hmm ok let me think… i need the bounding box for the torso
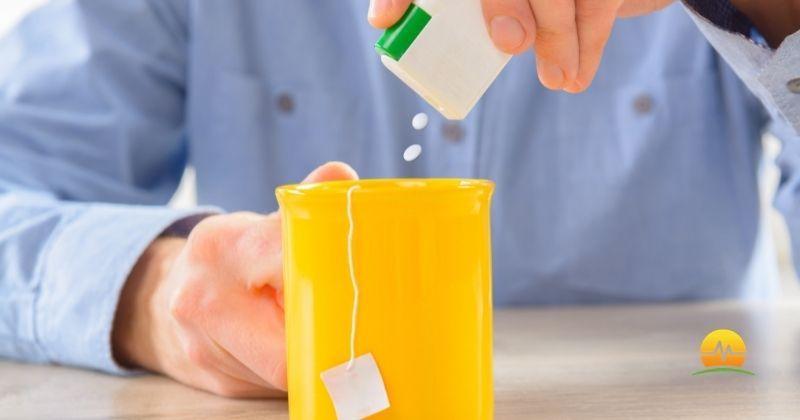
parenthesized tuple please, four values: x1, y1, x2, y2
(184, 1, 770, 304)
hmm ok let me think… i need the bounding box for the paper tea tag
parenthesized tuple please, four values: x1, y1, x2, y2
(320, 353, 390, 419)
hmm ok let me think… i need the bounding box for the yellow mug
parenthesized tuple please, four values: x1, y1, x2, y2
(276, 179, 494, 419)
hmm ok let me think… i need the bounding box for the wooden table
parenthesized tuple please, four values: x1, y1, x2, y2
(3, 300, 800, 419)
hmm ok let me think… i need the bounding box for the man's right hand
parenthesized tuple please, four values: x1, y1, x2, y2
(368, 0, 672, 93)
(112, 162, 359, 398)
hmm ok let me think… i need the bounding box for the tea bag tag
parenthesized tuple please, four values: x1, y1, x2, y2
(320, 353, 390, 419)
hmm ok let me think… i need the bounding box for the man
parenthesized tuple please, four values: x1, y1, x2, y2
(1, 0, 798, 398)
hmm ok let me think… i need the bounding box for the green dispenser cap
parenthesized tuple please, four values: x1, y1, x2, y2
(374, 3, 432, 61)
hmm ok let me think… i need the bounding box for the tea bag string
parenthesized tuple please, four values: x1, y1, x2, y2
(346, 185, 359, 371)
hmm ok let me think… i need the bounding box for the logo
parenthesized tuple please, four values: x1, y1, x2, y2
(692, 329, 754, 376)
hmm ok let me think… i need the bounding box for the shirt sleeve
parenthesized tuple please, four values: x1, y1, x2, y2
(769, 120, 800, 275)
(0, 0, 213, 374)
(682, 1, 800, 133)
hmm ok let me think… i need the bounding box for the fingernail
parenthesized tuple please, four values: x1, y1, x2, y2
(369, 0, 393, 20)
(563, 80, 585, 94)
(537, 59, 565, 90)
(489, 16, 526, 52)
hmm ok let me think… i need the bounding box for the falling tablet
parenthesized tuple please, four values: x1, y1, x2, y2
(403, 144, 422, 162)
(412, 112, 429, 130)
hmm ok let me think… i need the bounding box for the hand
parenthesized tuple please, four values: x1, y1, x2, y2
(368, 0, 673, 92)
(113, 162, 359, 398)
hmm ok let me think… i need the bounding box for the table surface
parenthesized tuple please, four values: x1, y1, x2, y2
(3, 300, 800, 419)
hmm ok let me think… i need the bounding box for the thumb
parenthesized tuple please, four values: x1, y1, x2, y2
(246, 162, 359, 291)
(617, 0, 674, 18)
(302, 161, 359, 184)
(368, 0, 414, 29)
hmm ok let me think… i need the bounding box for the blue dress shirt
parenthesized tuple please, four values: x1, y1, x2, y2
(0, 1, 797, 373)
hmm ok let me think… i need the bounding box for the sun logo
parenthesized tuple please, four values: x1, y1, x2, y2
(692, 329, 754, 376)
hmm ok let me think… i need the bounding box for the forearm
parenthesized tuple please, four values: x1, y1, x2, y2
(731, 0, 800, 47)
(0, 187, 208, 372)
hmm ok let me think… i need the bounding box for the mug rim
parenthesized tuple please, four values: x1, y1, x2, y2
(276, 178, 494, 199)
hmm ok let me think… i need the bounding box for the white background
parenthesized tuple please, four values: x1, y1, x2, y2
(0, 1, 45, 36)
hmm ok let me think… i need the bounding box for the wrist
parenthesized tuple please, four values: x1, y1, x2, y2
(113, 237, 185, 371)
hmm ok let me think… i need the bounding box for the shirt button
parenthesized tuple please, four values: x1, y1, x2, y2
(442, 122, 464, 143)
(633, 94, 654, 114)
(787, 78, 800, 94)
(277, 93, 295, 114)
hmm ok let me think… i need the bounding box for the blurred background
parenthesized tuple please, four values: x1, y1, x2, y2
(3, 1, 798, 298)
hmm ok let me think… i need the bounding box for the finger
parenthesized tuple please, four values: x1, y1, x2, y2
(302, 161, 359, 184)
(235, 211, 284, 291)
(617, 0, 674, 18)
(529, 0, 579, 90)
(167, 325, 282, 398)
(198, 366, 285, 399)
(564, 0, 621, 93)
(368, 0, 414, 28)
(481, 0, 537, 54)
(206, 289, 288, 391)
(177, 326, 272, 389)
(243, 161, 358, 289)
(222, 162, 359, 291)
(205, 332, 274, 388)
(185, 212, 283, 291)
